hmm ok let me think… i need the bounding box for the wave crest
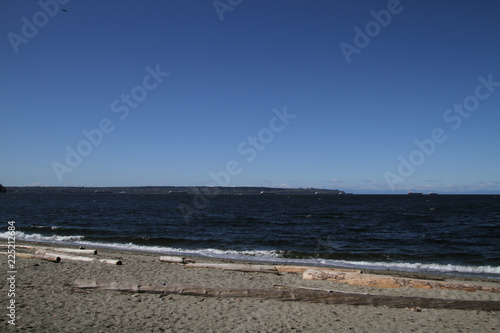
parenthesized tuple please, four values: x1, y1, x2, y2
(2, 231, 499, 278)
(0, 231, 84, 242)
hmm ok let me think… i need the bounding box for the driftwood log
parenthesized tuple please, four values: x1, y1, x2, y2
(303, 269, 500, 293)
(35, 250, 94, 262)
(15, 252, 61, 262)
(185, 263, 279, 274)
(44, 247, 97, 255)
(1, 245, 97, 255)
(185, 262, 361, 275)
(34, 250, 121, 265)
(275, 265, 361, 274)
(274, 284, 371, 295)
(159, 256, 195, 264)
(73, 279, 500, 311)
(98, 259, 122, 265)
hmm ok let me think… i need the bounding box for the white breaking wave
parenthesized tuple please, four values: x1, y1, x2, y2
(0, 231, 84, 242)
(0, 231, 281, 258)
(2, 232, 500, 278)
(319, 259, 500, 276)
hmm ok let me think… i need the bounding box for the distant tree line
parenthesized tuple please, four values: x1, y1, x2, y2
(0, 184, 7, 193)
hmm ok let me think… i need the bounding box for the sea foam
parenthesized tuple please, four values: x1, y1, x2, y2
(3, 231, 499, 278)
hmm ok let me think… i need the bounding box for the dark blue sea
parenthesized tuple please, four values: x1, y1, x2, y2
(1, 193, 500, 279)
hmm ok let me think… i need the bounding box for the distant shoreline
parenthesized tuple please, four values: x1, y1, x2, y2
(3, 186, 499, 195)
(3, 186, 346, 195)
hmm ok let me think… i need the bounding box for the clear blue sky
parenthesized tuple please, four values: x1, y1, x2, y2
(1, 0, 499, 193)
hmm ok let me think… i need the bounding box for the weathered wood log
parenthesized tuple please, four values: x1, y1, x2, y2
(184, 262, 360, 274)
(35, 250, 94, 262)
(15, 252, 61, 262)
(98, 259, 122, 265)
(275, 265, 361, 274)
(185, 263, 279, 274)
(1, 245, 97, 255)
(274, 284, 371, 295)
(73, 279, 500, 311)
(159, 256, 195, 264)
(303, 270, 500, 293)
(47, 247, 97, 255)
(34, 250, 121, 265)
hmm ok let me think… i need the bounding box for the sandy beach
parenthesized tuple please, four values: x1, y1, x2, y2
(2, 241, 499, 332)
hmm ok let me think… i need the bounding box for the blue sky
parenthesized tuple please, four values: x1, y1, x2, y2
(1, 0, 499, 194)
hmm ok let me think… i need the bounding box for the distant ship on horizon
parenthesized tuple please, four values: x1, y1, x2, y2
(408, 191, 438, 196)
(260, 191, 277, 195)
(168, 190, 189, 195)
(408, 191, 423, 196)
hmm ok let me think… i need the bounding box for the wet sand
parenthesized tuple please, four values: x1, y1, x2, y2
(2, 241, 499, 332)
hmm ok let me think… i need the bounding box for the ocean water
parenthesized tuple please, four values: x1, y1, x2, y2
(1, 193, 500, 279)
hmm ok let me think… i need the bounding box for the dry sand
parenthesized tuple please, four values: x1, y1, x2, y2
(1, 241, 499, 332)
